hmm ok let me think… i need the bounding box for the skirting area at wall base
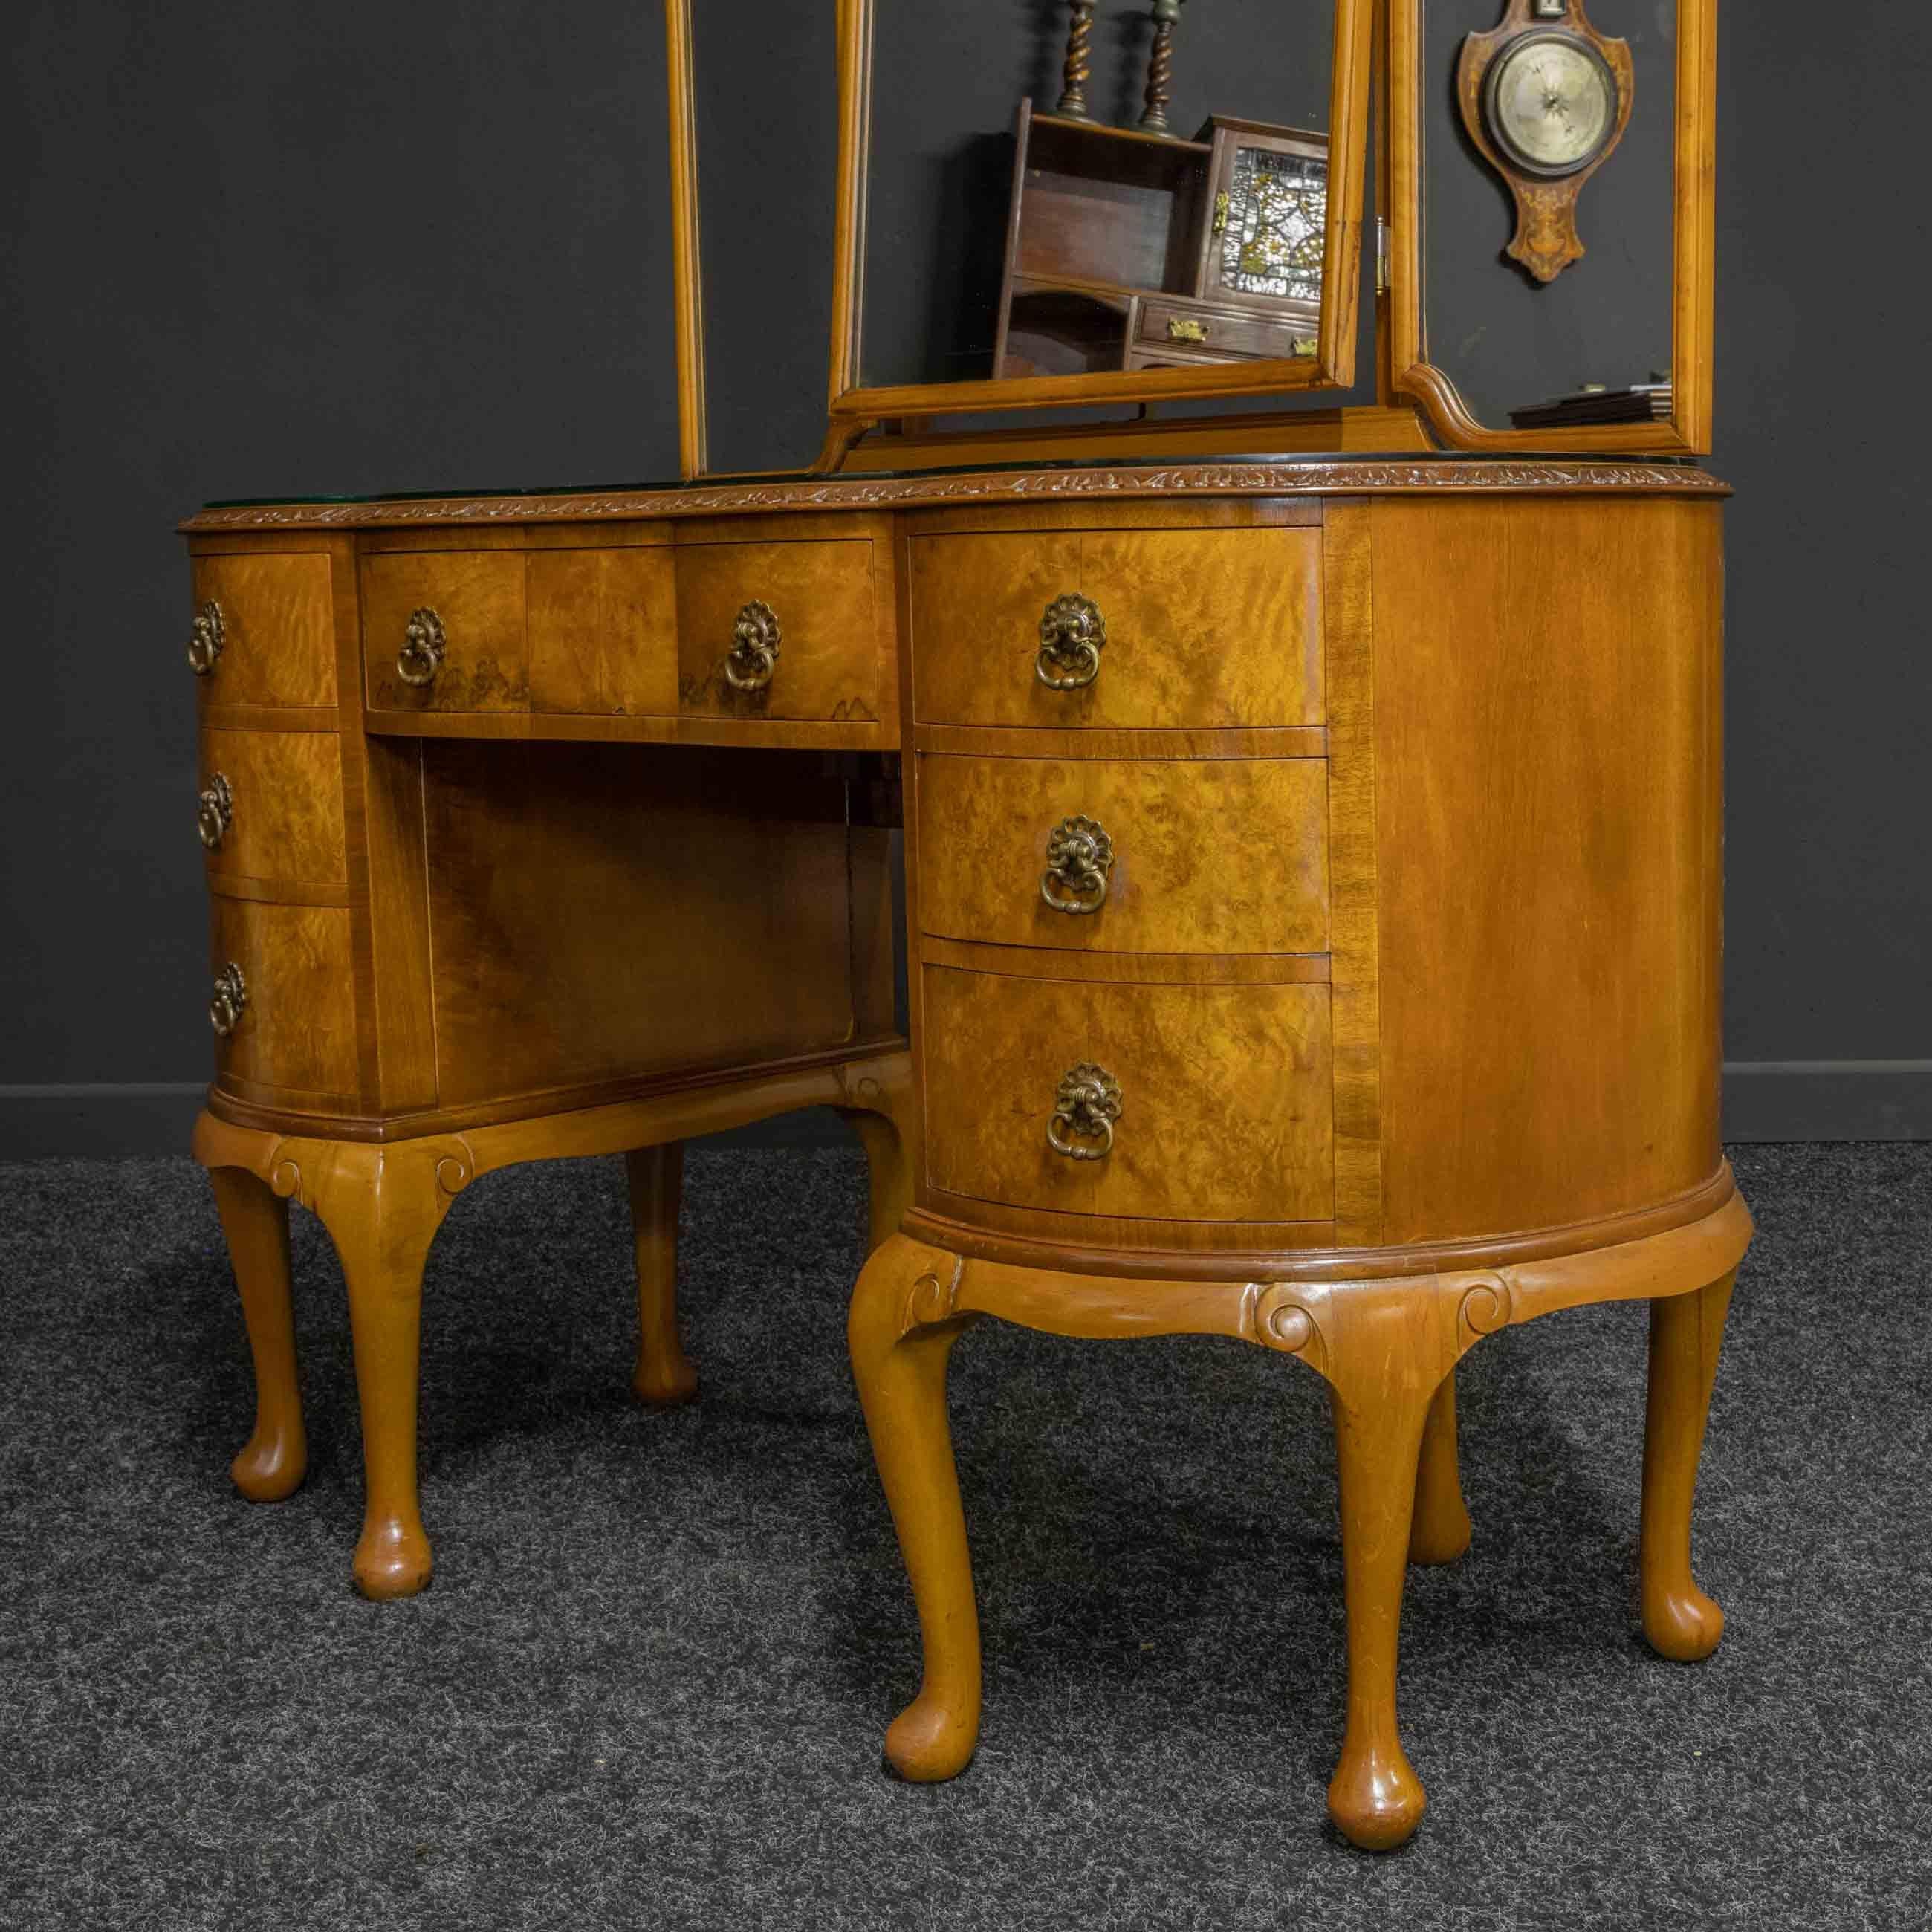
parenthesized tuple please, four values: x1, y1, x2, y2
(1721, 1062, 1932, 1141)
(0, 1086, 860, 1161)
(2, 1072, 1928, 1161)
(0, 1084, 210, 1160)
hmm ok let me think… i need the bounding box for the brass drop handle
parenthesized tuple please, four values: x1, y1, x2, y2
(1037, 593, 1106, 690)
(1040, 814, 1114, 915)
(1047, 1062, 1122, 1161)
(724, 599, 781, 691)
(198, 773, 234, 852)
(187, 600, 225, 676)
(397, 607, 446, 687)
(1167, 317, 1208, 344)
(209, 962, 248, 1038)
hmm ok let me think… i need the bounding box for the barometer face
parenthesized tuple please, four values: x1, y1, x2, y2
(1482, 30, 1618, 178)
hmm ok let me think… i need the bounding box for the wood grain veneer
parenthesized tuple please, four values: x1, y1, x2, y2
(200, 728, 347, 888)
(189, 553, 337, 708)
(916, 753, 1328, 955)
(419, 742, 860, 1106)
(210, 897, 359, 1099)
(361, 550, 528, 712)
(527, 545, 678, 716)
(908, 524, 1323, 729)
(921, 965, 1334, 1223)
(674, 535, 881, 725)
(1371, 496, 1724, 1242)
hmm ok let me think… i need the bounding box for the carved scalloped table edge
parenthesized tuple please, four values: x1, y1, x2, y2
(180, 461, 1731, 531)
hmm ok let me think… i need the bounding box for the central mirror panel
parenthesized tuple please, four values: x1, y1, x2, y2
(845, 0, 1361, 414)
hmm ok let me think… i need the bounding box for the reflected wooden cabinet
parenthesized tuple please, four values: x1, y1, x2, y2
(993, 107, 1328, 377)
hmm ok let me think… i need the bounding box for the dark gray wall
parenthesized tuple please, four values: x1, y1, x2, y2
(1, 0, 1925, 1153)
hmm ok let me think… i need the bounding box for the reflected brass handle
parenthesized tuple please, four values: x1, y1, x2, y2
(1037, 593, 1106, 690)
(724, 600, 781, 691)
(1167, 317, 1208, 344)
(1040, 814, 1114, 915)
(187, 600, 225, 677)
(1047, 1062, 1122, 1160)
(209, 962, 248, 1038)
(198, 773, 233, 852)
(397, 607, 446, 687)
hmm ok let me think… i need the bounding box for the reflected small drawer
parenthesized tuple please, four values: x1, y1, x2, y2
(921, 965, 1334, 1223)
(188, 554, 337, 708)
(675, 537, 881, 724)
(197, 728, 346, 886)
(362, 551, 528, 712)
(209, 898, 358, 1099)
(1136, 298, 1317, 363)
(908, 525, 1323, 730)
(917, 753, 1329, 955)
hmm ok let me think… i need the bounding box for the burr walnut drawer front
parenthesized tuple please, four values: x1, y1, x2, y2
(1135, 298, 1318, 363)
(208, 898, 358, 1100)
(196, 728, 347, 887)
(188, 553, 337, 708)
(675, 537, 881, 724)
(362, 551, 530, 713)
(907, 525, 1322, 729)
(917, 753, 1329, 955)
(921, 965, 1334, 1223)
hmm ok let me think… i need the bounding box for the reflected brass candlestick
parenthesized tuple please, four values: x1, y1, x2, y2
(1139, 0, 1186, 134)
(1056, 1, 1096, 120)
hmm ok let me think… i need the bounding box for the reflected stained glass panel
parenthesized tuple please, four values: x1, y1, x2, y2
(1218, 146, 1327, 302)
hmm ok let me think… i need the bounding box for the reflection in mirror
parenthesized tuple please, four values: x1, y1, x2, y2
(860, 2, 1336, 393)
(692, 1, 838, 473)
(1422, 0, 1674, 430)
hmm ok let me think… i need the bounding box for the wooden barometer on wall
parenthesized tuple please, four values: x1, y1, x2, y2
(1457, 0, 1634, 282)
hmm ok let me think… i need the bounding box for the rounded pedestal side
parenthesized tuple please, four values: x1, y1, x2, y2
(902, 481, 1729, 1280)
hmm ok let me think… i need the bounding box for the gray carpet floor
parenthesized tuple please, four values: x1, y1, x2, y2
(1, 1141, 1928, 1930)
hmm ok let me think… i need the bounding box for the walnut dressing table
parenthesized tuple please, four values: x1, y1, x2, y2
(185, 455, 1745, 1849)
(182, 0, 1744, 1858)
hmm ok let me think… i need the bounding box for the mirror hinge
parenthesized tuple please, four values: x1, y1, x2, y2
(1375, 218, 1390, 296)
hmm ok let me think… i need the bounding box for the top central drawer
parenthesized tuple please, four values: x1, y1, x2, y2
(907, 525, 1323, 730)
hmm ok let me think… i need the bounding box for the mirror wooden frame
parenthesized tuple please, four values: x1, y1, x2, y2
(1386, 0, 1718, 456)
(822, 0, 1377, 454)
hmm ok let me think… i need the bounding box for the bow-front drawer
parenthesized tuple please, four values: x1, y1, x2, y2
(921, 965, 1334, 1223)
(187, 554, 337, 708)
(197, 728, 347, 888)
(207, 898, 358, 1100)
(675, 536, 882, 725)
(362, 551, 529, 712)
(917, 753, 1329, 955)
(907, 525, 1323, 729)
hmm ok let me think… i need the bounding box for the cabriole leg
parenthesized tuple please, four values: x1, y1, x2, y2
(1327, 1367, 1435, 1850)
(1408, 1369, 1474, 1566)
(849, 1234, 980, 1781)
(311, 1146, 464, 1601)
(840, 1106, 912, 1257)
(1641, 1268, 1737, 1662)
(627, 1142, 698, 1406)
(208, 1164, 307, 1503)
